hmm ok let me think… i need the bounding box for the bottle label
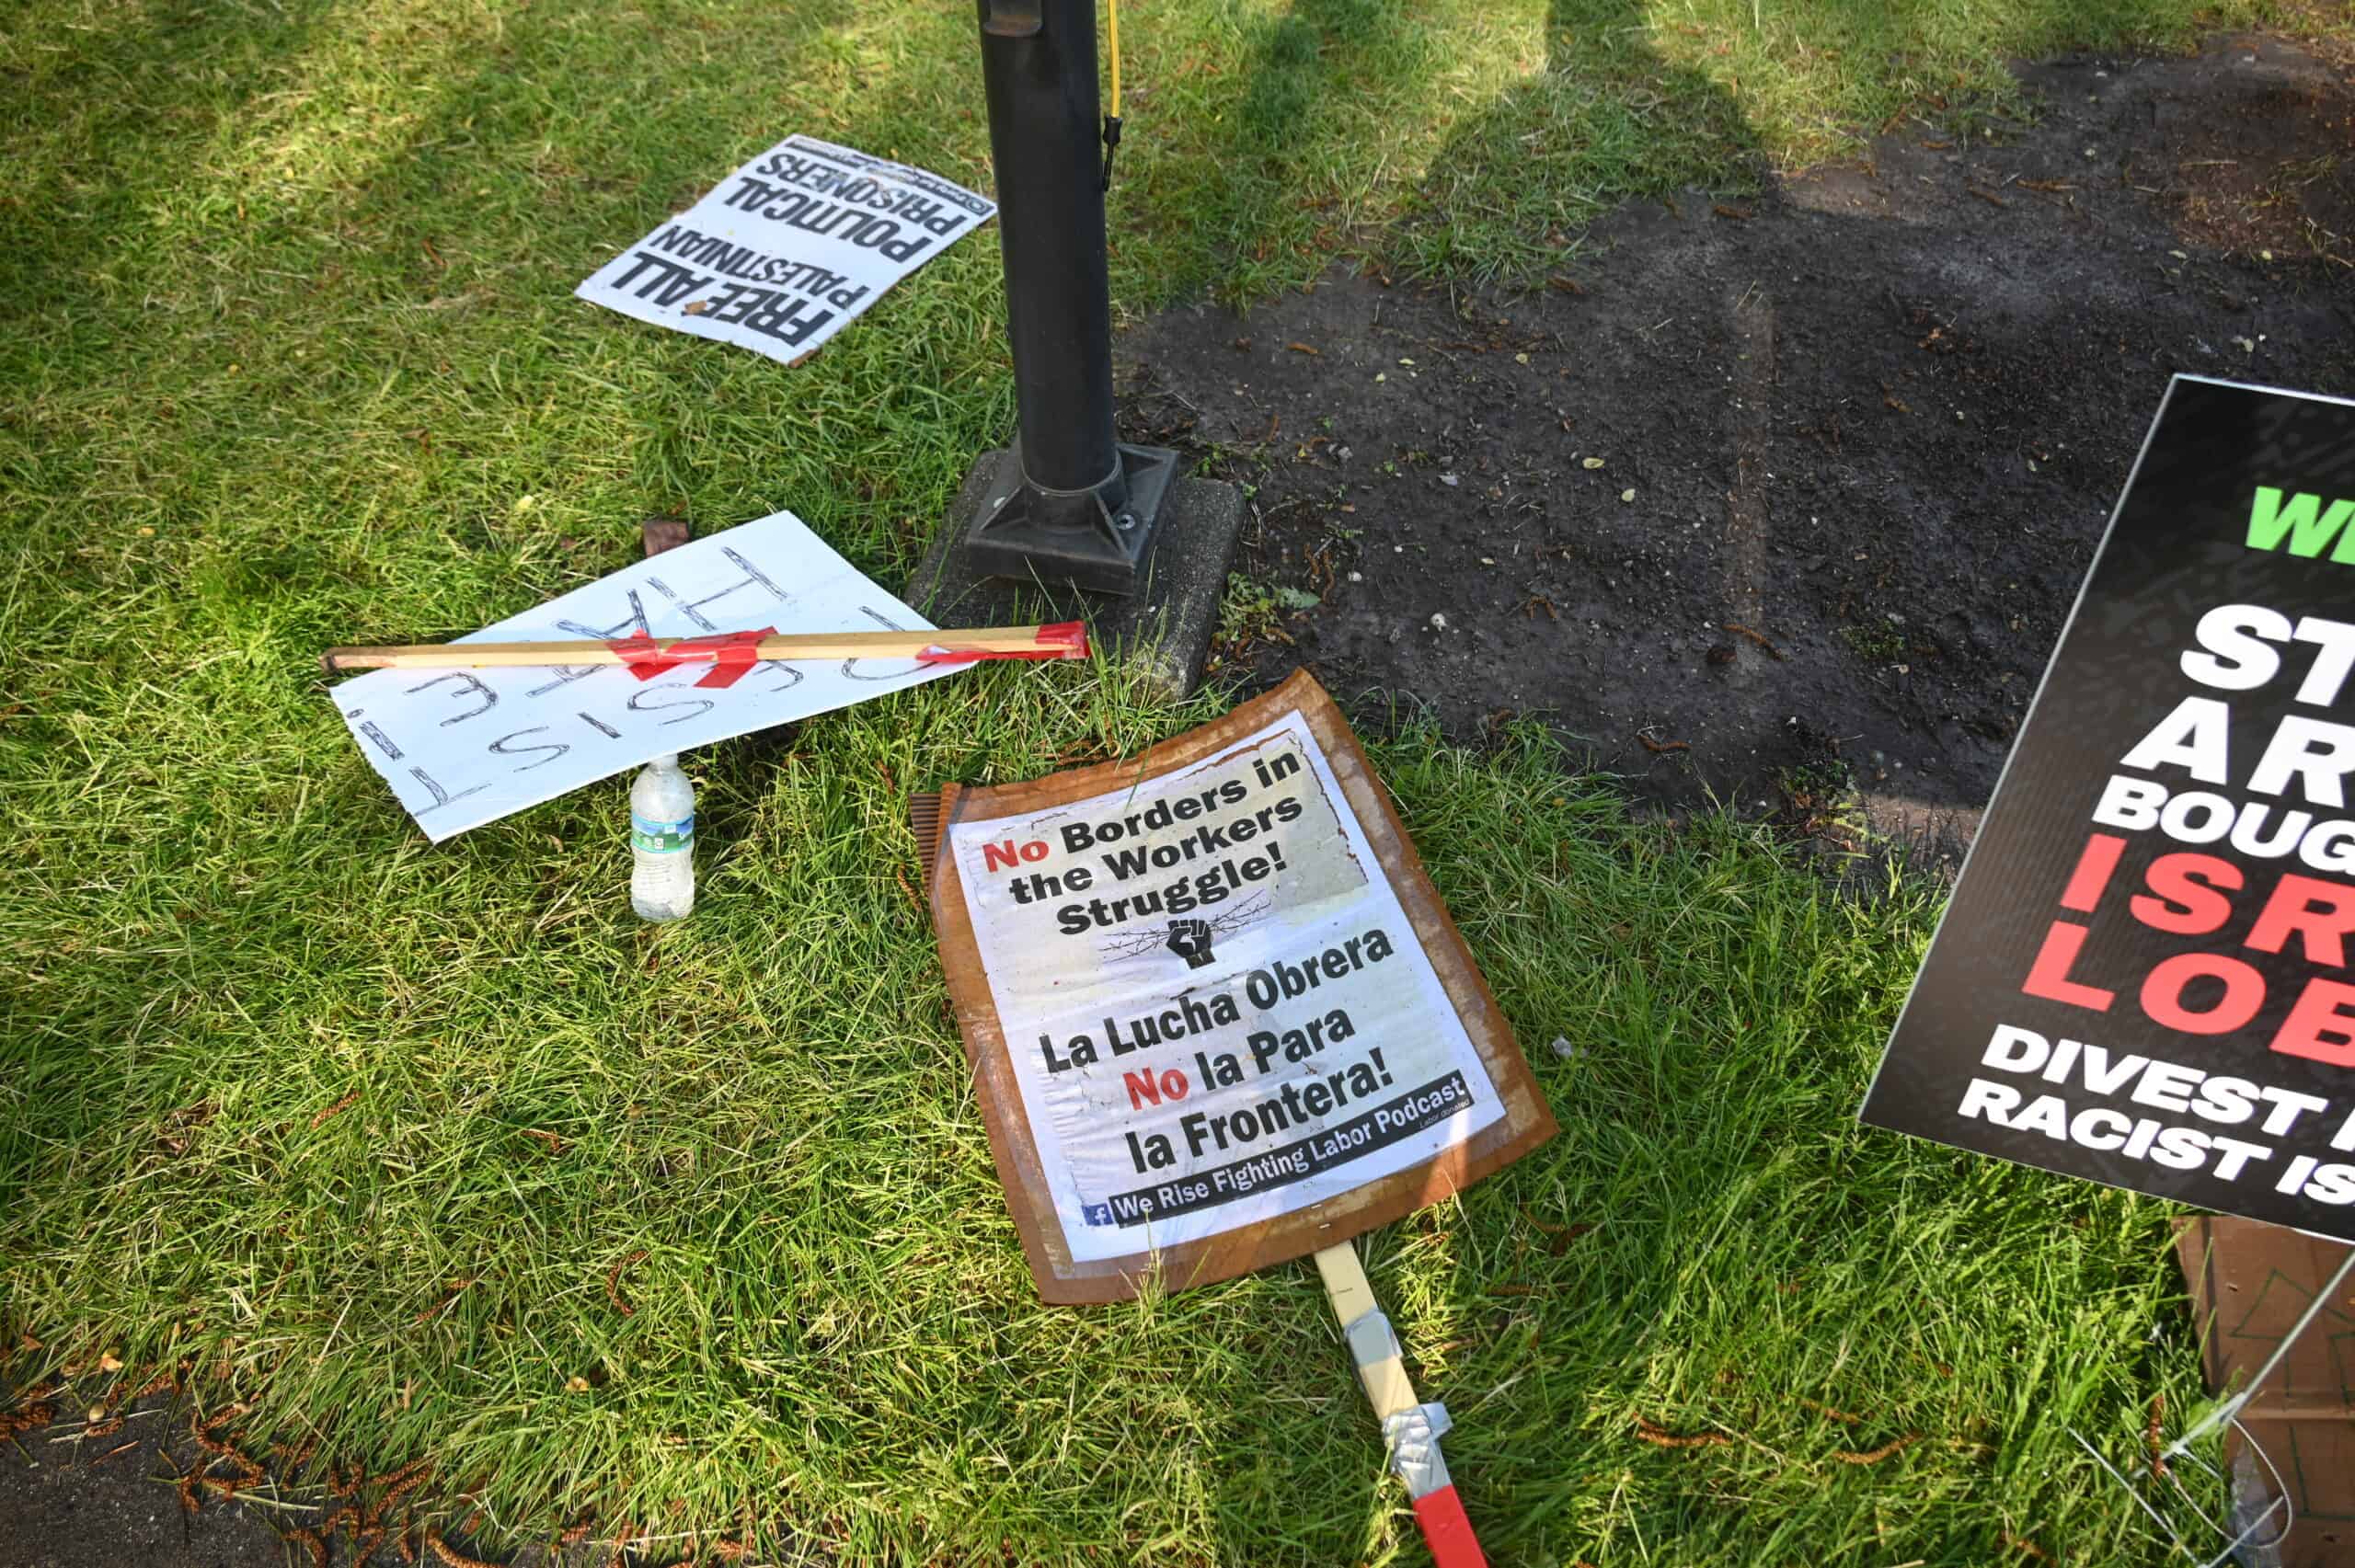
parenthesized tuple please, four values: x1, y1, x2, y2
(631, 811, 694, 853)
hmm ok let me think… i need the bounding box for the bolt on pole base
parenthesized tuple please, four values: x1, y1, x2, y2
(957, 441, 1179, 597)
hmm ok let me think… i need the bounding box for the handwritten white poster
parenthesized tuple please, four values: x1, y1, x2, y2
(945, 713, 1508, 1261)
(333, 510, 959, 841)
(576, 133, 994, 365)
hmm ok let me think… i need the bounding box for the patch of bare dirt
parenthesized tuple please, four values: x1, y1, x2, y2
(1118, 33, 2355, 866)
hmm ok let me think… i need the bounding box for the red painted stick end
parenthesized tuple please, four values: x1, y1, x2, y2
(914, 621, 1093, 667)
(1411, 1485, 1487, 1568)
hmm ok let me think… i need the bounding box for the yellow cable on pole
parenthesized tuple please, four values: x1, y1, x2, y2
(1106, 0, 1121, 120)
(1098, 0, 1124, 188)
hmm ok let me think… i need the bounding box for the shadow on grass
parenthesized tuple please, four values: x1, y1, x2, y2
(1401, 0, 1757, 280)
(0, 0, 346, 310)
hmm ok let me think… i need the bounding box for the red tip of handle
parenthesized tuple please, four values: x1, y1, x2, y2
(1039, 620, 1089, 655)
(1411, 1485, 1488, 1568)
(913, 622, 1094, 667)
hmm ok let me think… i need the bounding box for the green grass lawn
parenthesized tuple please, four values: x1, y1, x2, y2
(1, 0, 2335, 1562)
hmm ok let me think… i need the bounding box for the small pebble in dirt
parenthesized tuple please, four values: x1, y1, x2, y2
(1441, 473, 1460, 486)
(1348, 571, 1362, 583)
(1430, 612, 1449, 631)
(1706, 644, 1737, 667)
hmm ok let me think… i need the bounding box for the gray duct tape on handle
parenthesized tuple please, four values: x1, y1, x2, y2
(1343, 1306, 1454, 1499)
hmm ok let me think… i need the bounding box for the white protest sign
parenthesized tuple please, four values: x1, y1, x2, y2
(945, 710, 1510, 1264)
(575, 133, 994, 365)
(333, 510, 959, 841)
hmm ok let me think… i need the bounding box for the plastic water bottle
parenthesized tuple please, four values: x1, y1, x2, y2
(630, 754, 695, 921)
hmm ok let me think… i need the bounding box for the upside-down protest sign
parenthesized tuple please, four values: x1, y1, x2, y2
(922, 671, 1556, 1302)
(1864, 378, 2355, 1242)
(576, 133, 994, 366)
(333, 510, 959, 840)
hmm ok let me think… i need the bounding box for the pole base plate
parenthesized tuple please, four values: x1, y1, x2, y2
(954, 443, 1178, 597)
(909, 452, 1243, 697)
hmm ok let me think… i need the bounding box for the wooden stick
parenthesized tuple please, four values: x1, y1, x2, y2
(321, 624, 1080, 673)
(1315, 1242, 1488, 1568)
(1315, 1244, 1417, 1419)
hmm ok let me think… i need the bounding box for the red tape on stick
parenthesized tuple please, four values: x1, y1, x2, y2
(606, 628, 776, 690)
(684, 629, 775, 689)
(1410, 1486, 1488, 1568)
(914, 621, 1093, 667)
(607, 634, 675, 678)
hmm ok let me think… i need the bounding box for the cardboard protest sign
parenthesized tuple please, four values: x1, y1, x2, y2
(924, 671, 1556, 1302)
(334, 510, 959, 841)
(576, 133, 994, 366)
(1864, 378, 2355, 1242)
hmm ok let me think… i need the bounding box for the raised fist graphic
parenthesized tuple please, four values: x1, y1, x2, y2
(1166, 917, 1215, 969)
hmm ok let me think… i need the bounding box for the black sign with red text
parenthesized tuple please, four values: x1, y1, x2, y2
(1863, 378, 2355, 1242)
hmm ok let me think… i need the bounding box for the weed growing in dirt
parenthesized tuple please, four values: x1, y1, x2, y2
(1216, 572, 1319, 657)
(1842, 621, 1910, 663)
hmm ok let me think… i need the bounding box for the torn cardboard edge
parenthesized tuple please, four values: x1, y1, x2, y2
(2174, 1216, 2355, 1566)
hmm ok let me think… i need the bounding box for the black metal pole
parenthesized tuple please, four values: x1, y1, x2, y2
(980, 0, 1124, 506)
(957, 0, 1178, 595)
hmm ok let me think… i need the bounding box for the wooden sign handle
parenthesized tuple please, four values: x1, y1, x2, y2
(321, 622, 1087, 673)
(1315, 1242, 1488, 1568)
